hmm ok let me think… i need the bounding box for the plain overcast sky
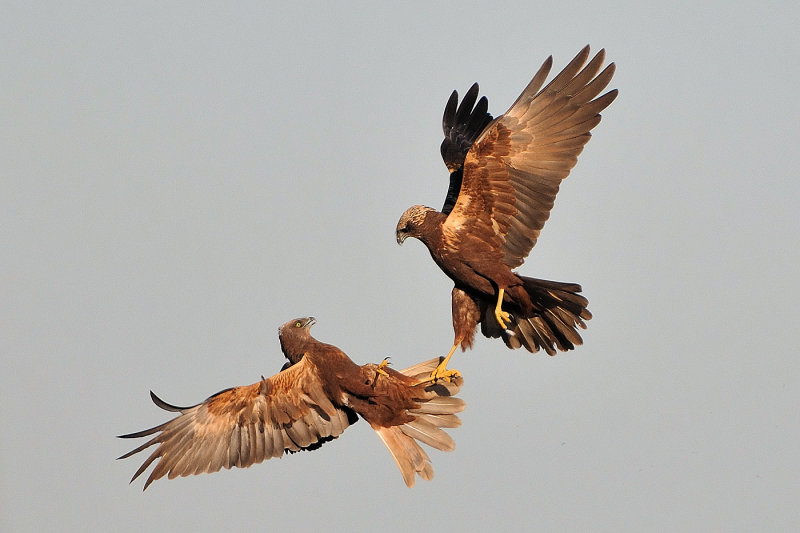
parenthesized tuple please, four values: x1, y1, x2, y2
(3, 2, 799, 531)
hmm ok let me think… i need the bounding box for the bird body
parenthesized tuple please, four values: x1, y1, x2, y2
(396, 46, 617, 378)
(400, 205, 521, 297)
(119, 317, 464, 489)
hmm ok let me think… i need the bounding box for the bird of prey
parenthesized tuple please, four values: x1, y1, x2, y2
(395, 45, 617, 381)
(118, 317, 465, 489)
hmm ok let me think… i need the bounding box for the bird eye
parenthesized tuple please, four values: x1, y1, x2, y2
(294, 322, 301, 328)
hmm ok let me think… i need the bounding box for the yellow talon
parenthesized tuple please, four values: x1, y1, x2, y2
(375, 357, 391, 377)
(431, 367, 461, 383)
(429, 344, 461, 383)
(494, 288, 512, 329)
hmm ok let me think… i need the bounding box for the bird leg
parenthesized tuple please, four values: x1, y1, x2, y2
(375, 357, 391, 378)
(494, 288, 512, 330)
(429, 343, 461, 383)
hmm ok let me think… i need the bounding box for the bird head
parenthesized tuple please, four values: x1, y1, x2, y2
(396, 205, 435, 245)
(278, 317, 316, 364)
(279, 316, 315, 335)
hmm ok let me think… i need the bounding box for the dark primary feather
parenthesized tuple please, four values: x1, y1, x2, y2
(440, 83, 493, 214)
(148, 390, 197, 412)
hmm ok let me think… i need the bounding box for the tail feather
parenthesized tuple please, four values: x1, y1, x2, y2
(482, 276, 591, 354)
(545, 308, 585, 345)
(397, 357, 448, 380)
(515, 316, 558, 354)
(371, 358, 465, 487)
(400, 418, 455, 452)
(409, 398, 465, 416)
(411, 412, 462, 428)
(373, 425, 432, 487)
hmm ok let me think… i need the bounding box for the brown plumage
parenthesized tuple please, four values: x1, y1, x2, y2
(118, 317, 465, 489)
(396, 46, 617, 379)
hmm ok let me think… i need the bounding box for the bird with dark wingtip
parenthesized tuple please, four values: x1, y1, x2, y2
(119, 317, 465, 489)
(396, 45, 617, 381)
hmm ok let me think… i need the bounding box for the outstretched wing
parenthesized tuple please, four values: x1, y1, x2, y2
(439, 83, 494, 214)
(443, 46, 617, 268)
(118, 356, 357, 490)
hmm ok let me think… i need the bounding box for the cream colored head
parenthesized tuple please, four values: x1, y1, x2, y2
(395, 205, 436, 244)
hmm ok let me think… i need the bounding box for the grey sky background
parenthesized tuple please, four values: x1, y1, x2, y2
(3, 2, 799, 531)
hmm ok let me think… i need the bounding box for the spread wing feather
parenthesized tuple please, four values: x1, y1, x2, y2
(118, 356, 357, 490)
(444, 45, 618, 268)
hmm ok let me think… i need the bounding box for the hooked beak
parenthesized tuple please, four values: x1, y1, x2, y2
(303, 317, 316, 328)
(396, 232, 407, 245)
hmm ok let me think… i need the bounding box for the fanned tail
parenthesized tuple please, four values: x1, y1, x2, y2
(372, 358, 465, 487)
(373, 426, 434, 487)
(482, 276, 591, 355)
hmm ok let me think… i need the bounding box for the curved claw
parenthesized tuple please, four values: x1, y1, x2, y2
(428, 344, 461, 383)
(430, 365, 461, 383)
(494, 308, 512, 330)
(375, 357, 391, 377)
(494, 288, 512, 329)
